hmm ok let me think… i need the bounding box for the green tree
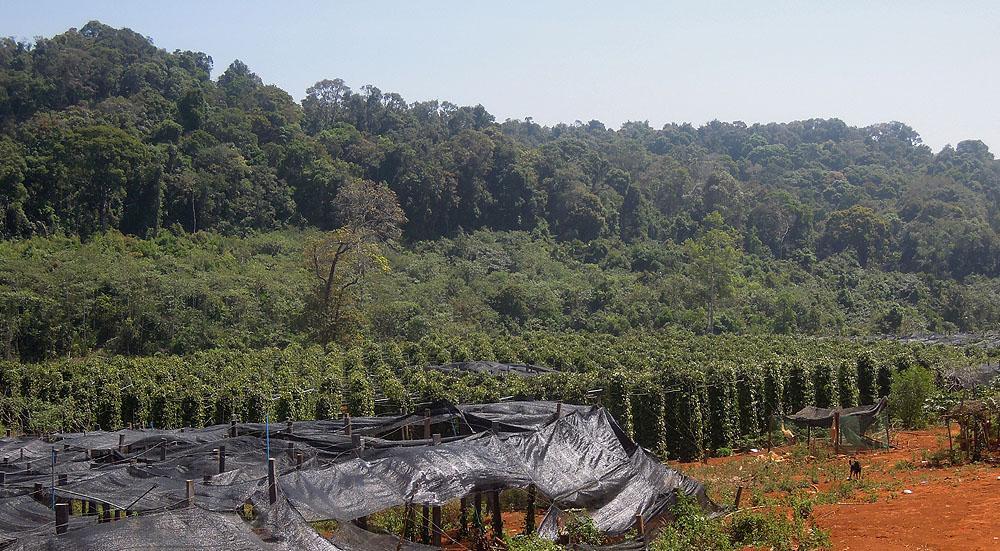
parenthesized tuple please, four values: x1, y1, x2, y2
(684, 213, 742, 334)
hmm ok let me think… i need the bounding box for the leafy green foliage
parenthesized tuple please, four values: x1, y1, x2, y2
(890, 365, 937, 428)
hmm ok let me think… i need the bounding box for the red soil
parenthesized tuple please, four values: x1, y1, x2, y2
(812, 427, 1000, 551)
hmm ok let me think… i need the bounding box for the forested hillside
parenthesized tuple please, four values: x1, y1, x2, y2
(2, 22, 1000, 363)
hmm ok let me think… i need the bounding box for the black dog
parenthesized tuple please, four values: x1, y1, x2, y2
(849, 459, 862, 480)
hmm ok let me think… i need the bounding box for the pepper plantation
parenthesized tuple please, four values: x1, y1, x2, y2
(0, 332, 975, 461)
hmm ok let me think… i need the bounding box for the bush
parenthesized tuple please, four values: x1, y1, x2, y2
(890, 366, 937, 428)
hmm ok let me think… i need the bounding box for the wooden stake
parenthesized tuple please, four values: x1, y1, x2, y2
(525, 484, 536, 535)
(218, 445, 226, 473)
(459, 496, 469, 538)
(423, 409, 432, 440)
(833, 411, 841, 455)
(884, 405, 891, 449)
(185, 479, 195, 507)
(55, 503, 69, 534)
(404, 502, 416, 541)
(432, 502, 442, 546)
(633, 512, 646, 543)
(267, 458, 277, 504)
(946, 418, 954, 460)
(490, 490, 503, 542)
(159, 439, 167, 462)
(421, 502, 430, 544)
(734, 486, 745, 510)
(352, 434, 365, 459)
(431, 433, 442, 546)
(397, 502, 412, 551)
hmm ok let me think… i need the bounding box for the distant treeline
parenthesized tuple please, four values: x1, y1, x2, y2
(1, 22, 999, 357)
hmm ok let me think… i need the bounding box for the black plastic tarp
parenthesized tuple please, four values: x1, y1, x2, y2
(0, 401, 717, 549)
(786, 397, 888, 432)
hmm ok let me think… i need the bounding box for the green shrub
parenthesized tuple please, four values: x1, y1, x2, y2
(890, 366, 936, 428)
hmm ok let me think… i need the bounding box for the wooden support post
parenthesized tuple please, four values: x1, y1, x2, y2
(404, 502, 416, 541)
(884, 406, 891, 449)
(490, 489, 503, 542)
(101, 504, 111, 523)
(833, 411, 841, 455)
(431, 433, 442, 546)
(396, 505, 411, 551)
(421, 502, 430, 544)
(474, 491, 482, 521)
(524, 484, 536, 535)
(555, 402, 562, 419)
(55, 503, 69, 534)
(767, 415, 773, 452)
(295, 450, 304, 470)
(633, 513, 646, 543)
(229, 419, 237, 438)
(286, 421, 293, 435)
(267, 458, 277, 504)
(218, 445, 226, 473)
(286, 441, 294, 459)
(946, 418, 954, 460)
(734, 486, 745, 510)
(459, 496, 469, 539)
(186, 479, 195, 507)
(807, 426, 812, 450)
(33, 482, 43, 503)
(352, 434, 365, 459)
(423, 409, 432, 440)
(431, 501, 442, 546)
(345, 413, 352, 436)
(159, 439, 167, 462)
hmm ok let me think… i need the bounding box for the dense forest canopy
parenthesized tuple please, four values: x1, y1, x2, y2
(1, 22, 999, 362)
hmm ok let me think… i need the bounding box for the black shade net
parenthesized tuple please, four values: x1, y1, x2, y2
(0, 401, 716, 549)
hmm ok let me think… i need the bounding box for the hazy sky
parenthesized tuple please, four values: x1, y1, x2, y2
(4, 1, 998, 153)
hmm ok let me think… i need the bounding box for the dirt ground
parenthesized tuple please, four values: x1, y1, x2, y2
(812, 429, 1000, 551)
(682, 427, 1000, 551)
(432, 427, 1000, 550)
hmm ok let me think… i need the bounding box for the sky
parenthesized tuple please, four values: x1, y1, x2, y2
(3, 1, 998, 153)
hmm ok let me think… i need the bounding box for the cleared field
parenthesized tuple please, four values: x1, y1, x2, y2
(675, 426, 1000, 550)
